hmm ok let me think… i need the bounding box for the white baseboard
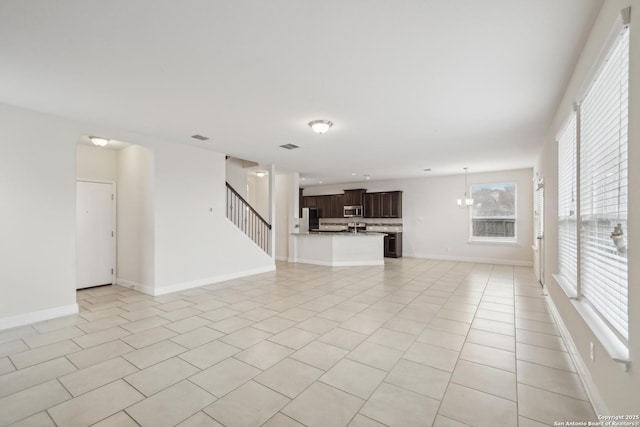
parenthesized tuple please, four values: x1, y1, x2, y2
(152, 264, 276, 296)
(275, 255, 289, 261)
(116, 278, 155, 296)
(545, 292, 609, 415)
(0, 304, 79, 331)
(406, 253, 533, 267)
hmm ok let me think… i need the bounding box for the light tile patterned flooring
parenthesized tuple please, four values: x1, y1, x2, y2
(0, 259, 597, 426)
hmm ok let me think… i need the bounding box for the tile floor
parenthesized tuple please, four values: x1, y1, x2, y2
(0, 259, 597, 426)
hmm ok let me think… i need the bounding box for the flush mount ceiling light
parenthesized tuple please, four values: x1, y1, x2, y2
(308, 120, 333, 134)
(255, 171, 266, 177)
(457, 167, 474, 208)
(90, 136, 109, 147)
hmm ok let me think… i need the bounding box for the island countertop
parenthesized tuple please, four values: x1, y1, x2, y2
(295, 231, 386, 236)
(290, 232, 384, 266)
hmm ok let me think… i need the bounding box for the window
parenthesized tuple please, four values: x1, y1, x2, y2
(556, 14, 629, 347)
(470, 183, 516, 241)
(557, 113, 578, 290)
(534, 179, 544, 242)
(579, 22, 629, 341)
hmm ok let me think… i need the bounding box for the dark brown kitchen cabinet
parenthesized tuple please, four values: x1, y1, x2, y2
(299, 188, 304, 217)
(308, 190, 401, 218)
(331, 194, 345, 218)
(316, 196, 332, 218)
(384, 232, 403, 258)
(364, 191, 402, 218)
(391, 191, 402, 217)
(344, 189, 365, 206)
(363, 192, 380, 218)
(309, 194, 344, 218)
(303, 196, 317, 208)
(381, 191, 402, 218)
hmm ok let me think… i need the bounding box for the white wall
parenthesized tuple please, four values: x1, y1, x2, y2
(304, 168, 533, 266)
(76, 144, 118, 182)
(535, 0, 639, 414)
(0, 102, 275, 328)
(153, 142, 274, 293)
(117, 145, 155, 292)
(0, 104, 78, 327)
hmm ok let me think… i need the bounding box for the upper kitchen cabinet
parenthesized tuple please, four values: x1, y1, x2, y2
(381, 191, 402, 218)
(364, 191, 402, 218)
(299, 188, 304, 217)
(331, 194, 345, 218)
(305, 190, 401, 218)
(344, 189, 365, 206)
(364, 192, 380, 218)
(316, 195, 331, 218)
(304, 194, 345, 218)
(303, 195, 317, 208)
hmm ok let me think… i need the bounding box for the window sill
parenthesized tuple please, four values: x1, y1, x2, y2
(552, 274, 630, 368)
(553, 274, 577, 299)
(467, 239, 519, 246)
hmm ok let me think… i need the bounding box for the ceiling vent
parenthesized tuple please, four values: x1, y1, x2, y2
(191, 134, 210, 141)
(280, 143, 300, 150)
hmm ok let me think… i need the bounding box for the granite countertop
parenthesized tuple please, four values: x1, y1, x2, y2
(293, 231, 385, 236)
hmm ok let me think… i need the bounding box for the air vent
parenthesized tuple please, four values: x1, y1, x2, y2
(191, 134, 210, 141)
(280, 143, 300, 150)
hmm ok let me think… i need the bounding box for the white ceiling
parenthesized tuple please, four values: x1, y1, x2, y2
(0, 0, 602, 185)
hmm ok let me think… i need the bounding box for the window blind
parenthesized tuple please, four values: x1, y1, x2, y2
(534, 182, 544, 240)
(557, 113, 578, 290)
(579, 25, 629, 341)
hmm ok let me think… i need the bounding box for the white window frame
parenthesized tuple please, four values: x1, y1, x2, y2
(534, 178, 544, 243)
(468, 182, 517, 243)
(579, 23, 629, 340)
(556, 111, 579, 295)
(553, 9, 630, 366)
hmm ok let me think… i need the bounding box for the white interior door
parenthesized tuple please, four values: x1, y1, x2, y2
(76, 181, 115, 289)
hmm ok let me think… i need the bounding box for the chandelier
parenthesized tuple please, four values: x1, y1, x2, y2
(457, 167, 474, 208)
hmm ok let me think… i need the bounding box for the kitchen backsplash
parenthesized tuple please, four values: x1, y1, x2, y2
(319, 218, 403, 232)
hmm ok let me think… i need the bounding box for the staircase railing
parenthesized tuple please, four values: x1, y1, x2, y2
(225, 182, 271, 253)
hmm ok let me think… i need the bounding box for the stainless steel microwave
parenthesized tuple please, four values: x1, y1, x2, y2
(344, 205, 363, 217)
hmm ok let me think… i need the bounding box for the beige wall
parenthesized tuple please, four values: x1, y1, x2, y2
(535, 0, 639, 413)
(247, 173, 270, 221)
(274, 171, 300, 261)
(225, 157, 248, 199)
(76, 144, 118, 182)
(117, 145, 155, 292)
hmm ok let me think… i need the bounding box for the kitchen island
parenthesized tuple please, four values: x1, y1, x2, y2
(290, 232, 385, 267)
